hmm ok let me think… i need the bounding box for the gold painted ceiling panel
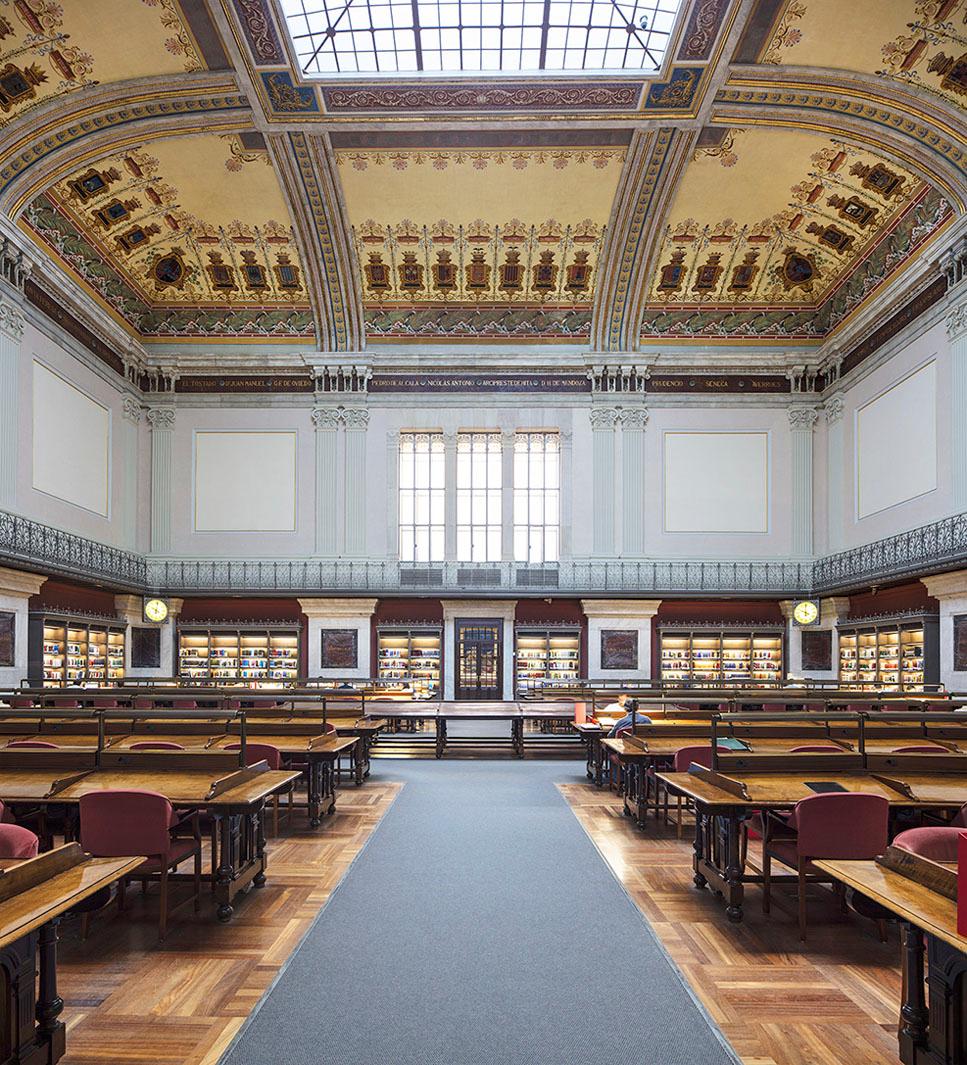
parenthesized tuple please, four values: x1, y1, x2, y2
(762, 0, 967, 108)
(648, 126, 928, 309)
(0, 0, 206, 127)
(27, 132, 308, 309)
(337, 146, 625, 307)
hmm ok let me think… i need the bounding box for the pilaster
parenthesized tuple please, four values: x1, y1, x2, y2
(922, 570, 967, 690)
(146, 408, 175, 555)
(312, 408, 340, 555)
(590, 408, 618, 557)
(0, 565, 46, 687)
(121, 398, 141, 551)
(115, 593, 183, 678)
(298, 597, 378, 677)
(823, 397, 845, 553)
(559, 429, 573, 559)
(385, 429, 399, 560)
(501, 429, 515, 561)
(947, 296, 967, 511)
(620, 408, 648, 557)
(788, 407, 819, 557)
(0, 297, 23, 511)
(443, 431, 457, 561)
(342, 408, 369, 556)
(581, 598, 662, 680)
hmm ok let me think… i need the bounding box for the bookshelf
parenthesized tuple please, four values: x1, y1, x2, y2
(376, 627, 442, 699)
(514, 628, 581, 690)
(658, 626, 784, 685)
(837, 614, 938, 690)
(30, 615, 126, 687)
(177, 625, 301, 686)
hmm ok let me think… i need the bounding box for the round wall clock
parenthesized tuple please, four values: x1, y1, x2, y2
(792, 599, 820, 627)
(143, 598, 169, 623)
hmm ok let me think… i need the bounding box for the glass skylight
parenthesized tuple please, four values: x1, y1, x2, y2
(280, 0, 683, 75)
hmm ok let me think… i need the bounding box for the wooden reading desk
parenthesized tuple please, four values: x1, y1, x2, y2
(817, 847, 967, 1065)
(656, 754, 967, 924)
(0, 751, 299, 921)
(0, 843, 141, 1065)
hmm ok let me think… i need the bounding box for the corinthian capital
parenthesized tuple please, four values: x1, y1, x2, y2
(311, 407, 340, 430)
(589, 407, 619, 430)
(0, 299, 24, 340)
(341, 408, 369, 430)
(947, 298, 967, 342)
(788, 406, 819, 432)
(823, 396, 845, 425)
(146, 407, 175, 430)
(619, 408, 649, 430)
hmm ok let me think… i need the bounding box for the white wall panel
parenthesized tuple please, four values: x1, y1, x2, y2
(855, 360, 937, 519)
(663, 431, 769, 533)
(194, 431, 296, 532)
(31, 361, 110, 516)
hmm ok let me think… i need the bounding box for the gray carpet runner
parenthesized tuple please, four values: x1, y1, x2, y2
(219, 761, 737, 1065)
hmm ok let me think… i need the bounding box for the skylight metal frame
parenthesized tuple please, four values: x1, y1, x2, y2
(278, 0, 684, 77)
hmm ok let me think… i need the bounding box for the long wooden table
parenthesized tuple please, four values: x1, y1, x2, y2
(0, 757, 299, 921)
(817, 852, 966, 1065)
(656, 763, 967, 924)
(0, 843, 141, 1065)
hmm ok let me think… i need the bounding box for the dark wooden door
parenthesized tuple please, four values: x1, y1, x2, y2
(455, 620, 502, 700)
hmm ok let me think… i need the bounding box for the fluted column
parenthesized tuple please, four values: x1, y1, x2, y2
(0, 299, 23, 510)
(385, 429, 399, 559)
(343, 408, 368, 556)
(620, 408, 648, 556)
(501, 429, 515, 560)
(788, 407, 818, 557)
(948, 299, 967, 511)
(443, 431, 457, 560)
(590, 408, 618, 557)
(147, 408, 175, 554)
(121, 397, 141, 550)
(824, 396, 845, 553)
(312, 408, 340, 555)
(559, 429, 572, 559)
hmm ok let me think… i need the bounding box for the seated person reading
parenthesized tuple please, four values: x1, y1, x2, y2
(605, 694, 652, 735)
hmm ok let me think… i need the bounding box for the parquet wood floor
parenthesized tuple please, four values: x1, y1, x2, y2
(559, 781, 904, 1065)
(55, 781, 402, 1065)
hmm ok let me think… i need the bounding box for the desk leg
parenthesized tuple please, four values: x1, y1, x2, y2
(308, 762, 322, 828)
(693, 807, 708, 890)
(513, 719, 524, 758)
(436, 718, 446, 759)
(252, 809, 266, 889)
(898, 922, 928, 1063)
(215, 814, 237, 922)
(354, 740, 364, 786)
(37, 920, 65, 1059)
(723, 808, 745, 923)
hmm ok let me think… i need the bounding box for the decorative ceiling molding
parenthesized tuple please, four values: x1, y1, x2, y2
(0, 74, 251, 217)
(271, 132, 365, 351)
(714, 72, 967, 210)
(591, 127, 695, 351)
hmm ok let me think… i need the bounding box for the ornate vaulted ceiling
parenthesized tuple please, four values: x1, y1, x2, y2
(1, 0, 963, 365)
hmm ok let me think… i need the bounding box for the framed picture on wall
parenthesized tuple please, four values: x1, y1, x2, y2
(0, 611, 13, 667)
(801, 629, 832, 672)
(954, 615, 967, 673)
(600, 629, 638, 670)
(321, 629, 358, 670)
(131, 627, 161, 669)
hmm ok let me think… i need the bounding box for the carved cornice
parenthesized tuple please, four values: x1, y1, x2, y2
(146, 408, 175, 431)
(788, 407, 820, 431)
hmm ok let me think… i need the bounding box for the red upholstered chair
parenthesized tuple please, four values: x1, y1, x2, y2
(891, 746, 948, 754)
(224, 742, 290, 835)
(8, 698, 35, 709)
(133, 697, 153, 710)
(847, 703, 871, 714)
(93, 698, 118, 709)
(893, 826, 963, 862)
(6, 740, 58, 748)
(761, 703, 788, 713)
(790, 745, 846, 753)
(129, 741, 186, 751)
(172, 700, 197, 710)
(762, 792, 889, 940)
(0, 823, 39, 861)
(79, 789, 202, 941)
(668, 746, 715, 837)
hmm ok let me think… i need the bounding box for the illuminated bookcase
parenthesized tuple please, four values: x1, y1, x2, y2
(376, 627, 442, 699)
(658, 626, 784, 685)
(837, 614, 938, 691)
(178, 624, 301, 686)
(29, 614, 126, 687)
(514, 628, 581, 691)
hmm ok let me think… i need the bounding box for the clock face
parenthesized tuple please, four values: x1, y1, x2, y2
(143, 598, 168, 623)
(793, 600, 819, 626)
